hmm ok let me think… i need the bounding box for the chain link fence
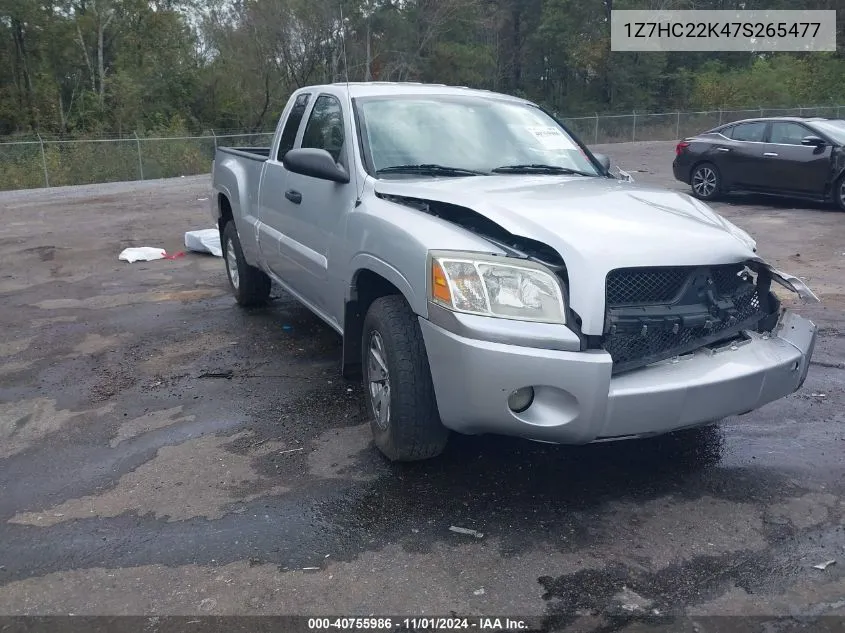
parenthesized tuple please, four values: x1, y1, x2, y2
(0, 131, 274, 192)
(2, 105, 844, 191)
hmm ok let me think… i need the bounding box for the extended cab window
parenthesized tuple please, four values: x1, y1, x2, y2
(729, 122, 767, 142)
(277, 93, 311, 160)
(301, 95, 345, 163)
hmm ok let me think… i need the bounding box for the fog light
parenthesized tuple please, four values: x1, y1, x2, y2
(508, 387, 535, 413)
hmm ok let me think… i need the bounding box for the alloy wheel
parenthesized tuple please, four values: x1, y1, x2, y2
(367, 330, 391, 430)
(226, 238, 240, 290)
(692, 166, 717, 198)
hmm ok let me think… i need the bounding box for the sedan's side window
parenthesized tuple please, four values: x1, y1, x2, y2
(300, 95, 345, 163)
(277, 93, 311, 160)
(769, 122, 811, 145)
(729, 122, 767, 142)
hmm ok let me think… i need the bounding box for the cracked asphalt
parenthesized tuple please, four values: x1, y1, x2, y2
(0, 141, 843, 630)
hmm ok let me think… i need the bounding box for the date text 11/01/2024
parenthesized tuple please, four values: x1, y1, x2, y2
(307, 618, 531, 630)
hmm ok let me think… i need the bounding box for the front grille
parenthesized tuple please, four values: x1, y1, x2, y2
(606, 263, 746, 305)
(602, 263, 769, 374)
(606, 267, 690, 305)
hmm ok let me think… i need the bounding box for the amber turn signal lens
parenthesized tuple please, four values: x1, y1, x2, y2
(432, 259, 452, 303)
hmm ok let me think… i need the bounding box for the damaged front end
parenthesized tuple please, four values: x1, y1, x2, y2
(375, 190, 819, 377)
(600, 261, 819, 375)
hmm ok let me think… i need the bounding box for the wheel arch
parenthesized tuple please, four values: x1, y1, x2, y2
(342, 264, 417, 379)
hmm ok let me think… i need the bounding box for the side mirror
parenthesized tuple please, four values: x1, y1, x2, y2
(592, 152, 612, 172)
(801, 135, 826, 148)
(282, 148, 350, 183)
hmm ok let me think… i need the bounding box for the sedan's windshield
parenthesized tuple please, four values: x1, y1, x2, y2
(811, 119, 845, 145)
(356, 96, 601, 177)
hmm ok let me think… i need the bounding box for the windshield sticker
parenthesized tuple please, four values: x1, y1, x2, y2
(523, 126, 576, 150)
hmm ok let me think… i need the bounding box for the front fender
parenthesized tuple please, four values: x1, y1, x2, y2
(348, 254, 420, 314)
(764, 264, 821, 303)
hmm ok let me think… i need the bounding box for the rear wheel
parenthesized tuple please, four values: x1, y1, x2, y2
(835, 174, 845, 211)
(362, 295, 449, 462)
(690, 162, 721, 201)
(222, 221, 271, 306)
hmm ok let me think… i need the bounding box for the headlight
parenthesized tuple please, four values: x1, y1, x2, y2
(428, 251, 567, 324)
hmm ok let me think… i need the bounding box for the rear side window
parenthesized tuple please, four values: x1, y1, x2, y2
(729, 122, 767, 142)
(277, 93, 311, 160)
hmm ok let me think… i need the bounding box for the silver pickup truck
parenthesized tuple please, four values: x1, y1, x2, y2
(211, 82, 819, 462)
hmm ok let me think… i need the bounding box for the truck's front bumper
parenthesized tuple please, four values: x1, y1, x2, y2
(419, 310, 816, 444)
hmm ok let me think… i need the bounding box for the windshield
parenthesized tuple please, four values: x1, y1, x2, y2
(811, 119, 845, 145)
(356, 96, 601, 177)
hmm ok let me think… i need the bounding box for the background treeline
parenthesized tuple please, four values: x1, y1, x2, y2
(2, 0, 845, 140)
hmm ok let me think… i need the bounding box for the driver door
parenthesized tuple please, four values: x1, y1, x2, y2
(272, 93, 354, 319)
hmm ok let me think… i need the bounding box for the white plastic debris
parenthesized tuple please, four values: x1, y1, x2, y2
(449, 525, 484, 538)
(813, 560, 836, 570)
(184, 228, 222, 257)
(473, 588, 485, 596)
(118, 247, 166, 263)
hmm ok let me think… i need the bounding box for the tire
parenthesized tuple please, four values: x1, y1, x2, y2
(221, 220, 271, 307)
(361, 295, 449, 461)
(690, 162, 721, 201)
(835, 174, 845, 212)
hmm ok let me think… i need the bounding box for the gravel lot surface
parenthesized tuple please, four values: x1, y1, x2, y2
(0, 141, 843, 630)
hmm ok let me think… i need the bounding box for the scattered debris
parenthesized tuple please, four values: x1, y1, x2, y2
(118, 247, 185, 262)
(615, 586, 654, 612)
(185, 228, 222, 257)
(449, 525, 484, 538)
(198, 370, 233, 379)
(279, 448, 304, 455)
(118, 247, 166, 263)
(198, 598, 217, 611)
(473, 588, 485, 596)
(411, 528, 419, 534)
(302, 567, 320, 571)
(811, 393, 826, 398)
(197, 197, 209, 202)
(248, 557, 262, 567)
(813, 560, 836, 570)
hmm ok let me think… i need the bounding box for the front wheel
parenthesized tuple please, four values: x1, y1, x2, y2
(361, 295, 449, 462)
(222, 221, 271, 307)
(690, 162, 721, 201)
(835, 174, 845, 211)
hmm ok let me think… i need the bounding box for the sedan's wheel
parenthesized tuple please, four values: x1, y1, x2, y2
(221, 221, 271, 307)
(691, 163, 720, 200)
(836, 175, 845, 211)
(362, 295, 449, 462)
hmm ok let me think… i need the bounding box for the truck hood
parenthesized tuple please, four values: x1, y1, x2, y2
(373, 174, 761, 334)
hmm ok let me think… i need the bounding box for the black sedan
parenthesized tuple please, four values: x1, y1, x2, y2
(673, 116, 845, 210)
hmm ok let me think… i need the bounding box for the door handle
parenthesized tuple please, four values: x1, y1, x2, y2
(285, 189, 302, 204)
(763, 152, 778, 157)
(716, 147, 730, 152)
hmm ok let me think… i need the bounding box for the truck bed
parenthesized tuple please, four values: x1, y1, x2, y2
(216, 147, 271, 161)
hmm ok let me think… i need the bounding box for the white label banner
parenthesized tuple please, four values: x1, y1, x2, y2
(610, 10, 836, 52)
